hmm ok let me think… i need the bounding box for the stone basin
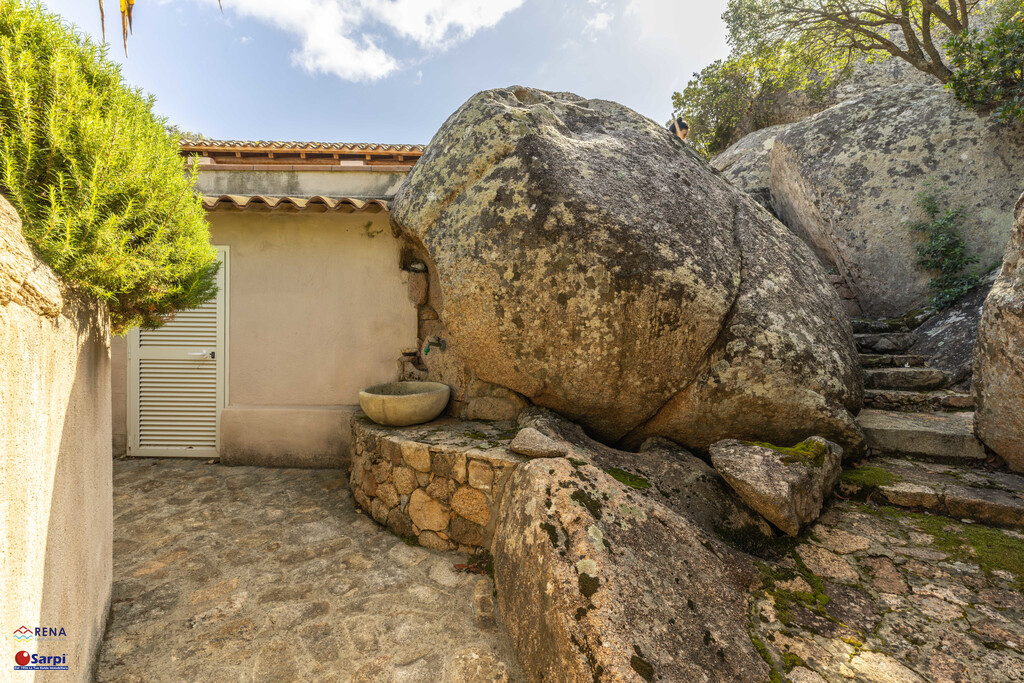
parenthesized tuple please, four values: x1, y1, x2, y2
(358, 381, 451, 427)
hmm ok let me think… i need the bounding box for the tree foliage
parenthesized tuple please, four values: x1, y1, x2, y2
(0, 1, 218, 332)
(745, 0, 986, 83)
(947, 9, 1024, 123)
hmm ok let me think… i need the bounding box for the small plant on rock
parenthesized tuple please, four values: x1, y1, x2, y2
(908, 188, 980, 310)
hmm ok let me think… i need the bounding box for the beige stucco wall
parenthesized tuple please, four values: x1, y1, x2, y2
(110, 208, 419, 467)
(1, 197, 112, 683)
(110, 335, 127, 457)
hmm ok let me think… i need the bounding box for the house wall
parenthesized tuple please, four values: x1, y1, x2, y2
(1, 196, 112, 682)
(111, 209, 419, 468)
(193, 167, 408, 199)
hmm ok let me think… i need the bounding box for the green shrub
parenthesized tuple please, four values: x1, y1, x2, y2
(0, 1, 217, 332)
(909, 189, 980, 310)
(946, 11, 1024, 124)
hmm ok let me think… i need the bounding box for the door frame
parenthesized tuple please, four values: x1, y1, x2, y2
(126, 246, 230, 457)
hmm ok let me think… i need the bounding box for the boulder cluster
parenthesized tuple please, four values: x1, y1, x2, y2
(374, 78, 1024, 679)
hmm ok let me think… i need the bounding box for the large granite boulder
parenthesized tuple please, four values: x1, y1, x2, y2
(771, 84, 1024, 317)
(711, 123, 791, 212)
(493, 409, 771, 681)
(974, 192, 1024, 472)
(909, 271, 997, 391)
(710, 437, 843, 536)
(392, 86, 864, 454)
(712, 123, 790, 195)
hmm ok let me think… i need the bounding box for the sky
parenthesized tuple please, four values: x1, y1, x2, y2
(40, 0, 730, 146)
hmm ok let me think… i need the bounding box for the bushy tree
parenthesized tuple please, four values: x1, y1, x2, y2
(0, 1, 218, 332)
(947, 9, 1024, 123)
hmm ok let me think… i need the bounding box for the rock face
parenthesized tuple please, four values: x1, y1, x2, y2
(711, 123, 791, 210)
(909, 271, 997, 391)
(391, 86, 864, 454)
(493, 409, 770, 682)
(771, 84, 1024, 317)
(710, 438, 843, 536)
(974, 192, 1024, 472)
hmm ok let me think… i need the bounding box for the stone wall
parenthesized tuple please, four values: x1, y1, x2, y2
(350, 415, 524, 552)
(0, 195, 112, 681)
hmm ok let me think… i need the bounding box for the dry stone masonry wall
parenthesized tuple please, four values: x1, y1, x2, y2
(350, 415, 526, 552)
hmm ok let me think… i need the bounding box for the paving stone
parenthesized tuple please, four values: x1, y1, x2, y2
(95, 459, 522, 682)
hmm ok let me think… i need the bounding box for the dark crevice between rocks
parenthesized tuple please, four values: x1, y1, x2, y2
(616, 197, 747, 451)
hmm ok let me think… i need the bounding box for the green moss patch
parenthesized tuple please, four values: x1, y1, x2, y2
(907, 513, 1024, 588)
(744, 439, 829, 468)
(605, 467, 651, 490)
(840, 466, 904, 491)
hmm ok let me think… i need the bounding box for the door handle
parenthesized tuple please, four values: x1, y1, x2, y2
(186, 350, 215, 359)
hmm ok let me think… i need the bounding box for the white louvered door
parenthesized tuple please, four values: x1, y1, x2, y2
(127, 247, 228, 458)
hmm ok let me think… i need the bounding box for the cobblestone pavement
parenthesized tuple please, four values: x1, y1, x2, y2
(96, 458, 523, 682)
(752, 499, 1024, 682)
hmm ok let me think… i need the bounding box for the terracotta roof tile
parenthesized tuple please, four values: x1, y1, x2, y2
(181, 139, 424, 154)
(202, 195, 389, 213)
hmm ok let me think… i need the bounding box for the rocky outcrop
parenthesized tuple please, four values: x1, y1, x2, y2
(909, 271, 997, 391)
(771, 84, 1024, 317)
(392, 86, 864, 455)
(712, 123, 791, 209)
(710, 438, 843, 536)
(493, 409, 771, 682)
(974, 192, 1024, 472)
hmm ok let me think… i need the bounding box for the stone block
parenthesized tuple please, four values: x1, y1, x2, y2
(452, 486, 490, 526)
(393, 467, 417, 495)
(449, 516, 486, 547)
(353, 488, 372, 513)
(409, 272, 429, 306)
(408, 489, 450, 532)
(431, 449, 458, 478)
(426, 476, 456, 505)
(371, 498, 390, 525)
(468, 460, 494, 491)
(377, 482, 400, 509)
(452, 453, 468, 484)
(372, 461, 392, 485)
(402, 441, 432, 473)
(387, 508, 416, 540)
(418, 530, 452, 550)
(360, 474, 378, 498)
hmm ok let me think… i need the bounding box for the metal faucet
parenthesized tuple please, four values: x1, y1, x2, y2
(423, 336, 447, 355)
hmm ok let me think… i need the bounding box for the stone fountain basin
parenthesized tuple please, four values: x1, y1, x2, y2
(358, 381, 451, 427)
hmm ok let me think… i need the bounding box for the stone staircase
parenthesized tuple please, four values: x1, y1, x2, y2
(846, 317, 1024, 529)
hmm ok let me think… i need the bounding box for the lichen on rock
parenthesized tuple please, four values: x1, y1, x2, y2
(391, 85, 865, 456)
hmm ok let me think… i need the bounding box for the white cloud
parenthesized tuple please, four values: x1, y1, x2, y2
(586, 11, 613, 33)
(208, 0, 524, 82)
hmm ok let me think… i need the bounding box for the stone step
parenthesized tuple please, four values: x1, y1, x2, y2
(839, 457, 1024, 529)
(864, 389, 974, 413)
(852, 318, 911, 334)
(859, 354, 929, 368)
(855, 333, 915, 354)
(857, 409, 987, 464)
(864, 367, 947, 391)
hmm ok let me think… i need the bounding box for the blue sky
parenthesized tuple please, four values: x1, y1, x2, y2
(40, 0, 730, 146)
